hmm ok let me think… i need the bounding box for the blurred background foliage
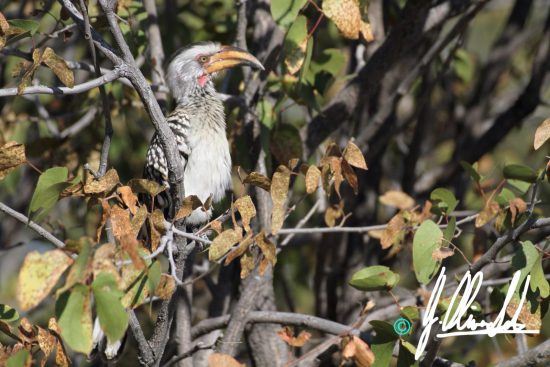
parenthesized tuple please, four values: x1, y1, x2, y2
(0, 0, 549, 366)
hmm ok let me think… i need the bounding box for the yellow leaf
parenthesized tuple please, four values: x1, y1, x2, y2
(17, 250, 73, 311)
(243, 171, 271, 191)
(277, 326, 312, 347)
(0, 141, 26, 181)
(534, 118, 550, 150)
(83, 168, 119, 194)
(323, 0, 365, 40)
(270, 167, 291, 234)
(209, 227, 243, 261)
(506, 297, 541, 331)
(324, 204, 344, 227)
(305, 165, 321, 194)
(379, 190, 415, 210)
(127, 178, 165, 196)
(117, 186, 138, 214)
(234, 195, 256, 233)
(0, 12, 8, 33)
(208, 353, 245, 367)
(15, 49, 41, 94)
(41, 47, 74, 88)
(240, 251, 255, 278)
(343, 141, 367, 170)
(475, 200, 500, 228)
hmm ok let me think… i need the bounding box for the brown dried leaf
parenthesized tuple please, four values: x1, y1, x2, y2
(37, 327, 56, 366)
(15, 49, 41, 94)
(110, 205, 132, 240)
(120, 233, 146, 270)
(277, 326, 312, 347)
(208, 353, 245, 367)
(225, 233, 254, 265)
(210, 220, 223, 234)
(117, 186, 138, 214)
(155, 274, 176, 300)
(256, 231, 277, 266)
(323, 0, 373, 42)
(305, 165, 321, 194)
(17, 250, 73, 311)
(328, 157, 344, 198)
(271, 167, 291, 234)
(84, 168, 119, 194)
(127, 178, 165, 196)
(380, 214, 405, 249)
(341, 336, 375, 367)
(509, 197, 527, 225)
(209, 227, 244, 261)
(534, 118, 550, 150)
(130, 205, 148, 237)
(343, 141, 367, 170)
(240, 251, 255, 279)
(41, 47, 74, 88)
(0, 12, 8, 33)
(361, 300, 376, 316)
(432, 247, 454, 260)
(341, 158, 358, 194)
(244, 171, 271, 191)
(234, 195, 256, 233)
(379, 190, 415, 210)
(475, 200, 500, 228)
(506, 298, 541, 331)
(175, 195, 203, 220)
(324, 203, 344, 227)
(0, 141, 26, 181)
(96, 199, 111, 242)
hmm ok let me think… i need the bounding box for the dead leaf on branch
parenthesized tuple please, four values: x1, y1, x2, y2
(380, 214, 405, 249)
(305, 165, 321, 194)
(243, 171, 271, 191)
(240, 251, 255, 278)
(84, 168, 119, 194)
(256, 231, 277, 267)
(277, 326, 311, 347)
(341, 158, 359, 194)
(325, 203, 344, 227)
(271, 166, 291, 234)
(175, 195, 203, 220)
(343, 141, 368, 170)
(323, 0, 374, 41)
(234, 195, 256, 233)
(475, 200, 500, 228)
(41, 47, 74, 88)
(506, 298, 541, 331)
(509, 197, 527, 225)
(225, 233, 254, 265)
(0, 141, 26, 181)
(341, 335, 375, 367)
(117, 186, 138, 214)
(155, 274, 176, 300)
(209, 227, 244, 261)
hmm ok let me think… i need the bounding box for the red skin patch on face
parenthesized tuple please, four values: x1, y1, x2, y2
(198, 74, 209, 87)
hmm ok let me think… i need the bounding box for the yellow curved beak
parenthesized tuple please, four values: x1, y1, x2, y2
(204, 46, 264, 75)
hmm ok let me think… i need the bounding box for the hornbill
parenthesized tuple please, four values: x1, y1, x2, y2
(91, 42, 263, 361)
(144, 41, 264, 224)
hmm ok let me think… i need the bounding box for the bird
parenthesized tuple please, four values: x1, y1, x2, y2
(144, 41, 264, 225)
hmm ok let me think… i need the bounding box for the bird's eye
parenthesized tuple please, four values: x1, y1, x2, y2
(198, 56, 209, 63)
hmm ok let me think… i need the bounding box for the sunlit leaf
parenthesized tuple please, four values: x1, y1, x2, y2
(305, 165, 321, 194)
(84, 168, 119, 194)
(17, 250, 73, 311)
(349, 265, 399, 291)
(342, 335, 375, 367)
(234, 195, 256, 233)
(28, 166, 73, 222)
(413, 220, 443, 284)
(379, 190, 415, 210)
(430, 188, 458, 215)
(270, 0, 307, 29)
(208, 353, 245, 367)
(323, 0, 372, 41)
(277, 326, 311, 347)
(41, 47, 74, 88)
(175, 195, 203, 220)
(534, 118, 550, 150)
(283, 15, 308, 75)
(343, 142, 367, 170)
(0, 304, 19, 323)
(243, 171, 271, 191)
(270, 167, 291, 234)
(209, 227, 243, 261)
(127, 178, 165, 196)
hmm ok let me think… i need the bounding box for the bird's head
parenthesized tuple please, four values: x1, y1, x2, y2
(166, 41, 264, 103)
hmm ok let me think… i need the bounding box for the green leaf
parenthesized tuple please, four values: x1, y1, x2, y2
(503, 164, 537, 183)
(28, 167, 73, 222)
(146, 261, 161, 300)
(371, 340, 395, 367)
(369, 320, 399, 341)
(92, 273, 128, 343)
(349, 265, 400, 291)
(270, 0, 307, 28)
(452, 49, 475, 84)
(443, 216, 456, 242)
(400, 306, 420, 322)
(311, 48, 346, 77)
(6, 349, 30, 367)
(56, 284, 93, 354)
(283, 15, 308, 75)
(7, 19, 39, 35)
(512, 241, 549, 298)
(460, 161, 480, 182)
(397, 340, 418, 367)
(270, 123, 303, 164)
(508, 179, 531, 194)
(0, 304, 19, 322)
(413, 220, 443, 284)
(257, 99, 275, 129)
(496, 187, 516, 206)
(298, 35, 313, 83)
(58, 238, 92, 295)
(430, 188, 458, 215)
(530, 252, 550, 298)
